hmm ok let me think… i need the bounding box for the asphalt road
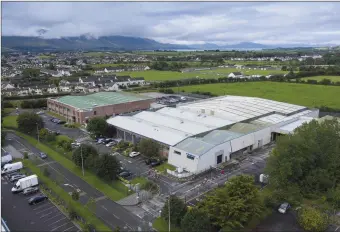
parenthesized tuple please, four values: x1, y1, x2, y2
(5, 132, 146, 231)
(1, 175, 79, 232)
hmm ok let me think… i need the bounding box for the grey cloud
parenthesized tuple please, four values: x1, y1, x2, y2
(2, 2, 340, 45)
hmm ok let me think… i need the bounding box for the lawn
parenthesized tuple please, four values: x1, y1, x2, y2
(3, 108, 15, 115)
(2, 115, 18, 128)
(176, 82, 340, 109)
(39, 55, 54, 59)
(47, 111, 67, 121)
(202, 68, 287, 76)
(152, 217, 181, 232)
(130, 177, 149, 187)
(301, 76, 340, 82)
(14, 131, 129, 201)
(155, 162, 176, 173)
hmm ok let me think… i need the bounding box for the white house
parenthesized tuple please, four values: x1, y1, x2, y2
(228, 72, 243, 78)
(17, 88, 30, 96)
(28, 86, 43, 95)
(1, 83, 16, 90)
(144, 66, 151, 71)
(59, 85, 72, 92)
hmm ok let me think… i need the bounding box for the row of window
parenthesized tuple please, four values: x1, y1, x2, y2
(174, 150, 195, 160)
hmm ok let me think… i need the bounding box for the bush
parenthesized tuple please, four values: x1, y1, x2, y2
(21, 99, 47, 109)
(43, 167, 50, 177)
(67, 205, 78, 220)
(3, 101, 14, 108)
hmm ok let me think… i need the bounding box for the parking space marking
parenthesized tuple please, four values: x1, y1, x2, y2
(40, 209, 57, 218)
(43, 213, 64, 223)
(35, 205, 55, 215)
(62, 226, 76, 232)
(33, 202, 52, 210)
(51, 222, 71, 231)
(48, 217, 67, 227)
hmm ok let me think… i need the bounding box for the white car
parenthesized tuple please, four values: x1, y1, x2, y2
(110, 152, 120, 156)
(278, 202, 291, 214)
(129, 152, 140, 158)
(36, 111, 44, 115)
(106, 141, 116, 147)
(71, 142, 81, 147)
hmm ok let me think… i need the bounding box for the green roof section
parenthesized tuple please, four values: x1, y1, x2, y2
(56, 92, 152, 110)
(228, 122, 266, 134)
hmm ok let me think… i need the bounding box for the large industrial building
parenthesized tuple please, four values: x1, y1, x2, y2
(107, 95, 319, 174)
(47, 92, 153, 124)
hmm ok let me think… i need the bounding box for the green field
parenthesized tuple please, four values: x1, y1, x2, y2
(110, 68, 287, 81)
(2, 115, 18, 128)
(301, 76, 340, 82)
(176, 82, 340, 109)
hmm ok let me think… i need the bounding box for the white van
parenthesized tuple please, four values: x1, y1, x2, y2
(1, 162, 23, 175)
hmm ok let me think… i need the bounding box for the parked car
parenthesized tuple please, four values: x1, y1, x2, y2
(104, 138, 114, 144)
(28, 195, 48, 205)
(23, 186, 39, 195)
(39, 152, 47, 159)
(106, 141, 116, 147)
(119, 171, 132, 178)
(36, 111, 44, 115)
(50, 118, 56, 122)
(110, 152, 120, 156)
(96, 138, 105, 144)
(6, 171, 20, 178)
(150, 160, 162, 167)
(145, 158, 158, 165)
(10, 174, 26, 183)
(57, 120, 66, 125)
(71, 142, 81, 148)
(129, 152, 140, 158)
(278, 202, 291, 214)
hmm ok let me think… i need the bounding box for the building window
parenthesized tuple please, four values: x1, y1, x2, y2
(174, 150, 181, 155)
(187, 154, 195, 160)
(94, 111, 97, 115)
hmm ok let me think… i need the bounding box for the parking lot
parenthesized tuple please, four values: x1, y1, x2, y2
(1, 175, 79, 232)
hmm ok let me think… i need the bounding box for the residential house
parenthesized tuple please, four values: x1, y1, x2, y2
(17, 88, 30, 96)
(28, 86, 43, 95)
(1, 83, 16, 90)
(1, 89, 13, 96)
(59, 84, 72, 92)
(228, 72, 243, 78)
(39, 84, 58, 94)
(87, 86, 100, 93)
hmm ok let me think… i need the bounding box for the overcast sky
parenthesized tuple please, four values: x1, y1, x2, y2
(2, 2, 340, 45)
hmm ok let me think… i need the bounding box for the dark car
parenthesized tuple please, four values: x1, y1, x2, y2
(150, 160, 162, 167)
(39, 152, 47, 159)
(145, 158, 158, 165)
(104, 138, 114, 144)
(28, 195, 48, 205)
(57, 120, 66, 125)
(119, 171, 132, 178)
(50, 118, 56, 122)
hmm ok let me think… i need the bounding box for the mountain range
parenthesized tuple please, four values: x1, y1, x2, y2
(1, 35, 333, 52)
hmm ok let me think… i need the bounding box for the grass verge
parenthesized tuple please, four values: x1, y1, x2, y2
(153, 217, 181, 232)
(46, 111, 67, 121)
(155, 162, 176, 173)
(22, 159, 111, 231)
(2, 115, 18, 128)
(14, 131, 128, 201)
(131, 177, 149, 186)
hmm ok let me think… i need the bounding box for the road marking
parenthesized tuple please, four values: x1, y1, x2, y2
(36, 206, 55, 215)
(33, 202, 52, 210)
(101, 205, 120, 219)
(335, 226, 339, 231)
(43, 213, 63, 223)
(48, 217, 67, 226)
(37, 161, 57, 167)
(62, 226, 76, 232)
(40, 210, 57, 218)
(95, 195, 107, 202)
(51, 222, 70, 231)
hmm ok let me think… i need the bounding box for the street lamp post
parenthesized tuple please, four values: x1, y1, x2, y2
(36, 123, 40, 143)
(80, 144, 84, 176)
(168, 194, 171, 232)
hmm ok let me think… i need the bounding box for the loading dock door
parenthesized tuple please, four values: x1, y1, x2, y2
(217, 154, 223, 164)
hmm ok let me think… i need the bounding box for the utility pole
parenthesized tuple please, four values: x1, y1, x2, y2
(168, 194, 171, 232)
(80, 144, 84, 176)
(36, 123, 40, 143)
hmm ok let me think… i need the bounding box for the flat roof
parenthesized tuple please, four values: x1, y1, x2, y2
(178, 96, 307, 121)
(107, 116, 192, 146)
(276, 117, 314, 134)
(55, 92, 151, 110)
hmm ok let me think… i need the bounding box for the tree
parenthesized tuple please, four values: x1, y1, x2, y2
(181, 208, 211, 232)
(265, 119, 340, 201)
(43, 167, 50, 177)
(71, 190, 80, 201)
(93, 153, 120, 181)
(39, 128, 49, 141)
(22, 68, 40, 78)
(86, 117, 108, 138)
(17, 112, 44, 135)
(161, 195, 187, 227)
(72, 144, 98, 168)
(298, 207, 328, 232)
(113, 227, 120, 232)
(199, 175, 263, 230)
(138, 138, 160, 158)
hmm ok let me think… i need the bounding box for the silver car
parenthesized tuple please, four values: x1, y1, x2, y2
(10, 174, 26, 183)
(23, 187, 39, 195)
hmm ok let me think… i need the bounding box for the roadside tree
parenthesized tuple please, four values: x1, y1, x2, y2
(71, 190, 80, 201)
(199, 175, 263, 230)
(298, 207, 328, 232)
(93, 153, 120, 181)
(17, 112, 44, 135)
(265, 119, 340, 202)
(39, 128, 49, 141)
(138, 138, 160, 158)
(72, 144, 98, 168)
(161, 195, 187, 227)
(181, 208, 211, 232)
(86, 117, 108, 138)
